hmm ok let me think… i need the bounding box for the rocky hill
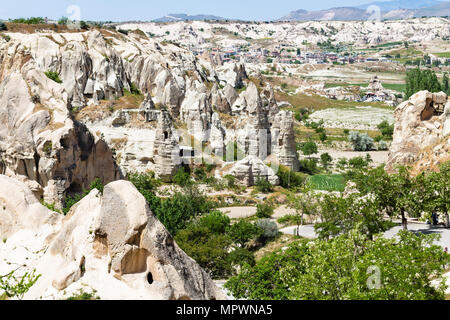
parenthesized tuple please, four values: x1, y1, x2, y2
(119, 18, 450, 48)
(279, 1, 450, 21)
(153, 13, 226, 22)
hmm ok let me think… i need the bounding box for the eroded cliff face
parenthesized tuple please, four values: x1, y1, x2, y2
(0, 47, 120, 207)
(386, 91, 450, 174)
(0, 28, 299, 190)
(0, 176, 224, 300)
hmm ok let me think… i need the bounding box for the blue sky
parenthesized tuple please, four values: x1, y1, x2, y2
(0, 0, 377, 21)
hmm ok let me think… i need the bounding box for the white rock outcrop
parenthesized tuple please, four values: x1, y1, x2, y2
(0, 175, 224, 300)
(386, 91, 450, 172)
(223, 156, 280, 187)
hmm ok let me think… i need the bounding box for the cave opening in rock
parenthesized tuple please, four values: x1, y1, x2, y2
(68, 181, 83, 194)
(147, 272, 154, 285)
(164, 131, 169, 140)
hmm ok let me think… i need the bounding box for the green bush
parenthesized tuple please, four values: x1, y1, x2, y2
(255, 178, 274, 193)
(228, 220, 262, 248)
(379, 141, 389, 151)
(44, 71, 62, 84)
(0, 22, 7, 31)
(194, 167, 207, 182)
(11, 17, 45, 24)
(195, 211, 230, 234)
(256, 203, 274, 219)
(58, 17, 69, 25)
(378, 120, 394, 138)
(175, 224, 233, 279)
(229, 248, 256, 269)
(152, 185, 215, 235)
(224, 175, 236, 189)
(300, 142, 318, 159)
(255, 219, 279, 243)
(299, 159, 319, 175)
(173, 167, 192, 186)
(348, 132, 374, 151)
(277, 165, 307, 190)
(348, 156, 369, 169)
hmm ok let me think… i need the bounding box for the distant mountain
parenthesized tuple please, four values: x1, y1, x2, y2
(356, 0, 443, 11)
(279, 7, 370, 21)
(153, 13, 225, 22)
(279, 0, 450, 21)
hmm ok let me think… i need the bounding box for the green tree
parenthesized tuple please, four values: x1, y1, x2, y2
(175, 224, 233, 279)
(352, 166, 424, 230)
(320, 153, 333, 171)
(154, 186, 215, 235)
(227, 220, 262, 248)
(422, 162, 450, 227)
(256, 202, 274, 218)
(286, 187, 318, 234)
(225, 229, 449, 300)
(405, 68, 442, 99)
(443, 73, 449, 94)
(315, 194, 387, 240)
(300, 142, 318, 159)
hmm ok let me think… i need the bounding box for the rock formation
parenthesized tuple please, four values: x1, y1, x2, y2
(271, 111, 300, 171)
(153, 111, 181, 181)
(386, 91, 450, 173)
(0, 51, 120, 208)
(0, 175, 224, 300)
(0, 28, 299, 188)
(223, 156, 280, 187)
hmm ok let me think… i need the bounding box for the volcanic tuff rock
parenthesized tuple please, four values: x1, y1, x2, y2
(0, 50, 120, 208)
(222, 156, 280, 187)
(386, 91, 450, 173)
(153, 111, 181, 182)
(0, 176, 224, 300)
(0, 28, 299, 186)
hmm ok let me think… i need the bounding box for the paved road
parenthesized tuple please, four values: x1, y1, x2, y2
(280, 225, 318, 239)
(384, 223, 450, 250)
(218, 207, 257, 219)
(280, 222, 450, 250)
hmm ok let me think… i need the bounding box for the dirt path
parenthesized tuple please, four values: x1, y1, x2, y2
(320, 149, 389, 167)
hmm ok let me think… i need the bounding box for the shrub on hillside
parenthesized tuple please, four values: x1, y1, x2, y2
(256, 203, 274, 219)
(255, 177, 274, 193)
(277, 165, 307, 190)
(255, 219, 279, 243)
(348, 132, 374, 151)
(44, 71, 62, 84)
(173, 167, 192, 186)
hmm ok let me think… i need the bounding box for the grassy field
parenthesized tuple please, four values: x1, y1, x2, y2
(307, 174, 347, 192)
(433, 52, 450, 58)
(382, 83, 406, 92)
